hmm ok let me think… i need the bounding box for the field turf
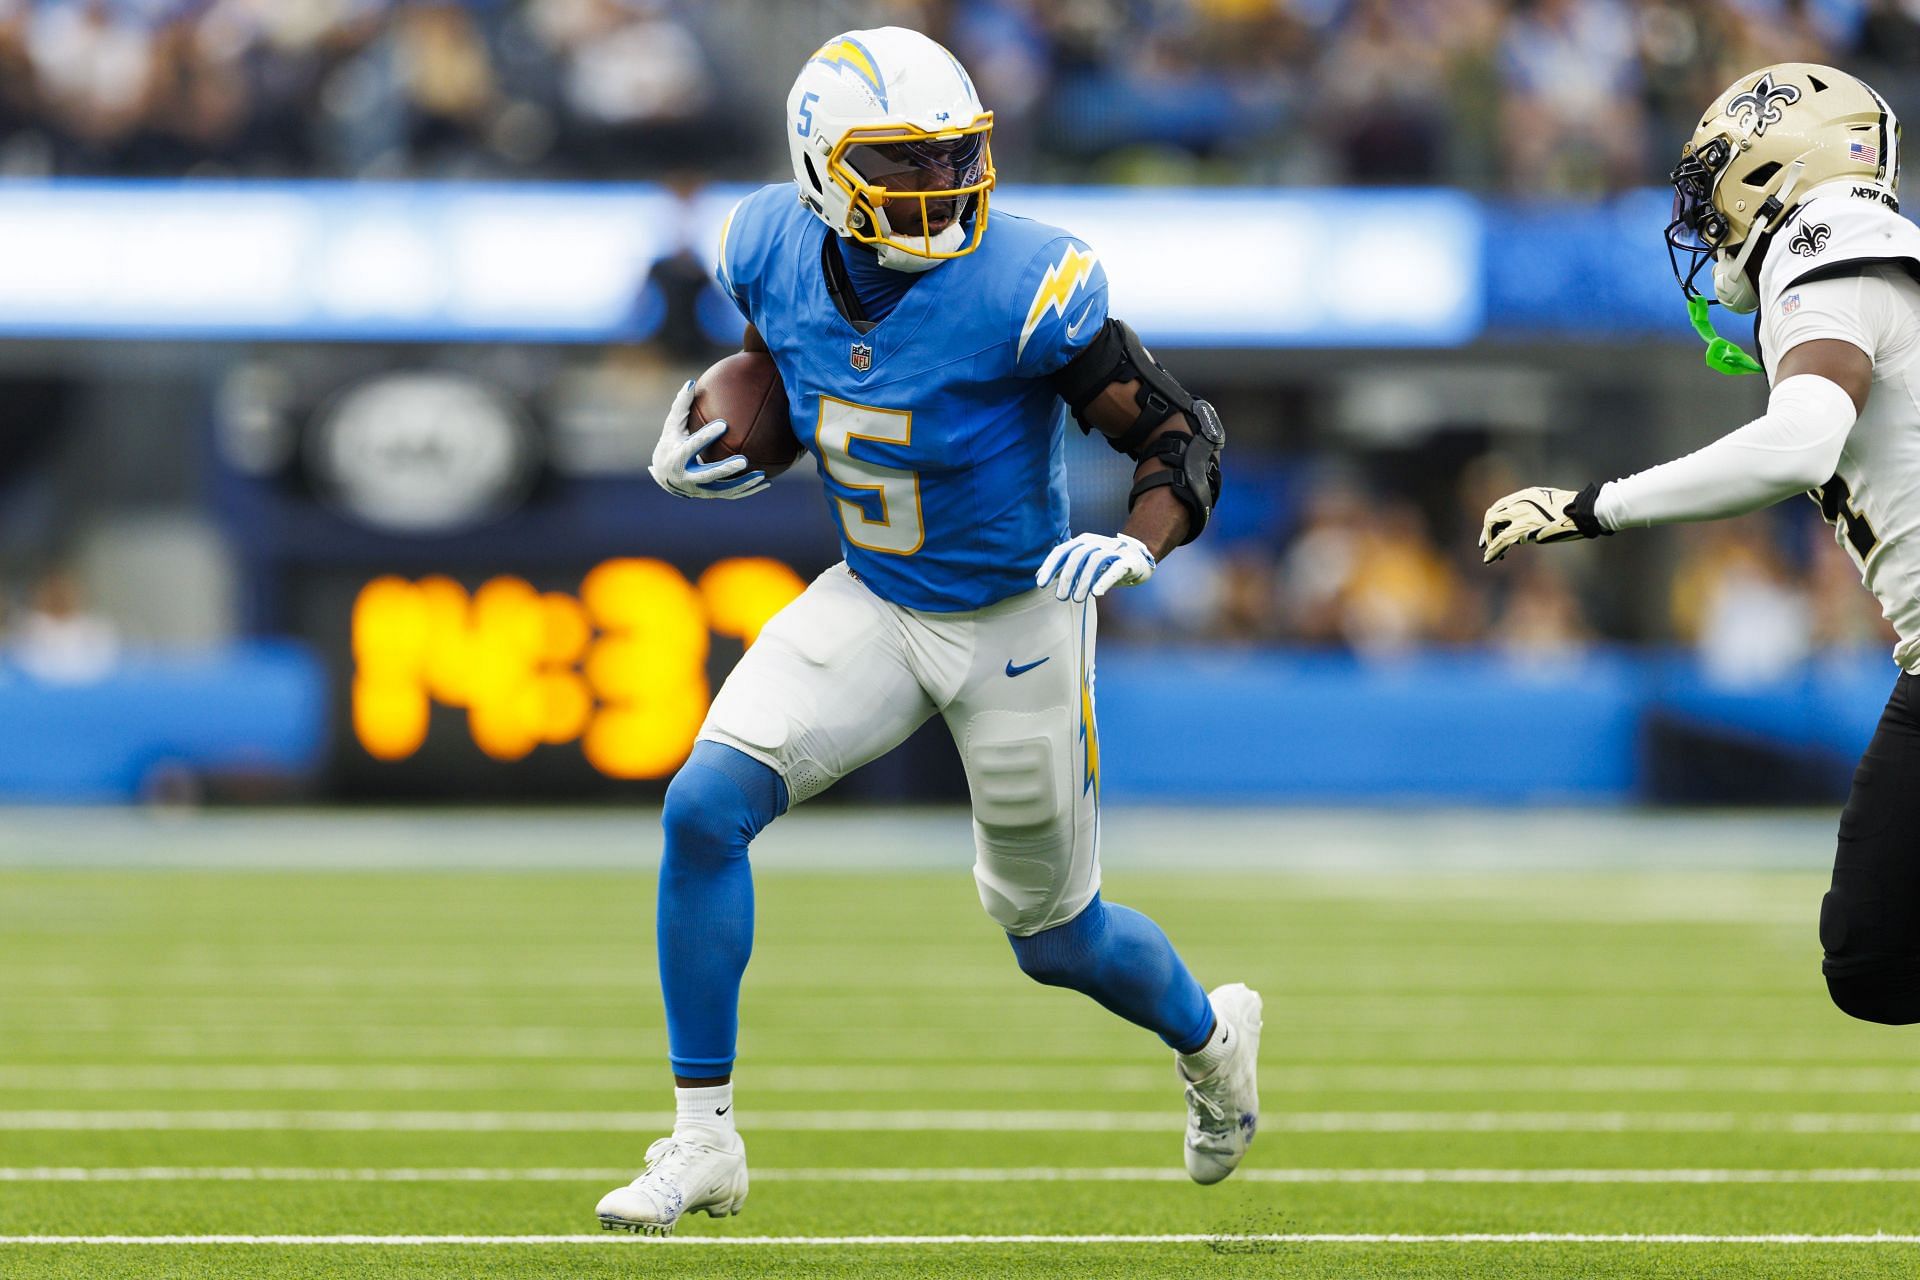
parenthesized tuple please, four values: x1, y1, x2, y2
(2, 809, 1918, 1277)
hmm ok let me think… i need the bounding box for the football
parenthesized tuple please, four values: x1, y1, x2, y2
(692, 351, 802, 479)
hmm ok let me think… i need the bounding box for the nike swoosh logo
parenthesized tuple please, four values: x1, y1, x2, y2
(1066, 301, 1098, 340)
(1005, 657, 1051, 678)
(715, 1106, 730, 1116)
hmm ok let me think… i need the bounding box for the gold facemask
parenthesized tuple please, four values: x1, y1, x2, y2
(827, 113, 997, 260)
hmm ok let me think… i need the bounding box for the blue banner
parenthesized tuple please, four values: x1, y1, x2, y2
(0, 179, 1500, 346)
(0, 178, 1852, 346)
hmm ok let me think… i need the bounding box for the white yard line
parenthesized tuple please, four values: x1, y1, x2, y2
(7, 1109, 1920, 1132)
(11, 1064, 1920, 1093)
(6, 1166, 1920, 1184)
(0, 1064, 1162, 1093)
(4, 1232, 1920, 1246)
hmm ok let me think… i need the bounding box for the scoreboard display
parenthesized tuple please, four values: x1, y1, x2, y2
(349, 557, 805, 782)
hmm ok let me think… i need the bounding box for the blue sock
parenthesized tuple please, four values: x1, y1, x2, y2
(1007, 894, 1215, 1053)
(657, 741, 786, 1079)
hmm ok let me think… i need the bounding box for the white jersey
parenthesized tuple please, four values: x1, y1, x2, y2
(1757, 183, 1920, 670)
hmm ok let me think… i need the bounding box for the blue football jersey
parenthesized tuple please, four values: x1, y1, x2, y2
(716, 183, 1110, 612)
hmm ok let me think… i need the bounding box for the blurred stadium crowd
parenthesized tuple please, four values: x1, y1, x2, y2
(0, 437, 1888, 691)
(5, 467, 1888, 694)
(1103, 472, 1892, 685)
(0, 566, 120, 684)
(0, 0, 1915, 189)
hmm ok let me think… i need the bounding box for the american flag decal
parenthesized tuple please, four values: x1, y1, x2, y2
(1852, 140, 1879, 165)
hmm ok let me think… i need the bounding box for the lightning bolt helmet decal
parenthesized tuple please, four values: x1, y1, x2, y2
(807, 36, 889, 111)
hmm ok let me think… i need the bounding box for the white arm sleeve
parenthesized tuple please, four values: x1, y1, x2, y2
(1594, 373, 1858, 530)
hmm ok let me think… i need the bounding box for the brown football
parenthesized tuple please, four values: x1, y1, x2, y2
(692, 351, 801, 479)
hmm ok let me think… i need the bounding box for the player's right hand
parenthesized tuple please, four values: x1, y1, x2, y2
(649, 381, 770, 500)
(1479, 486, 1586, 563)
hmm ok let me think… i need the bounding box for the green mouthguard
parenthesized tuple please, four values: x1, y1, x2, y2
(1688, 295, 1764, 376)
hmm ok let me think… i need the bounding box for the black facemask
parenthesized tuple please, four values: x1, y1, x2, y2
(1666, 135, 1734, 300)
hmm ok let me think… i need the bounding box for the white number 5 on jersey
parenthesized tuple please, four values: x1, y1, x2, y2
(815, 397, 924, 555)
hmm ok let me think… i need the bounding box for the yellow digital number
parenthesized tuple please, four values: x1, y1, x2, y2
(350, 576, 431, 762)
(580, 558, 710, 781)
(698, 558, 807, 646)
(350, 557, 807, 779)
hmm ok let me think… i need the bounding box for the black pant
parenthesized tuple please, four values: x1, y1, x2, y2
(1823, 672, 1920, 1024)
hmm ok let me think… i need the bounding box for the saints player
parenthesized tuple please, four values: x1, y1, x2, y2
(1483, 63, 1920, 1028)
(595, 27, 1257, 1234)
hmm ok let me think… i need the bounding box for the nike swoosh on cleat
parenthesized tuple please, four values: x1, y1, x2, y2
(715, 1106, 730, 1116)
(1005, 657, 1051, 677)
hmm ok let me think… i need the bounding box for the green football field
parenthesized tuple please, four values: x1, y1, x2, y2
(3, 808, 1919, 1278)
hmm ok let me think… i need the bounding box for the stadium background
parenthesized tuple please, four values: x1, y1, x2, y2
(0, 0, 1912, 807)
(9, 2, 1920, 1274)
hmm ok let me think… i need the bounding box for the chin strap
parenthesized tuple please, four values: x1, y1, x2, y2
(871, 221, 966, 273)
(1688, 296, 1763, 377)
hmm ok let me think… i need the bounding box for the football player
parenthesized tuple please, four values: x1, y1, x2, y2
(596, 27, 1256, 1234)
(1483, 63, 1920, 1029)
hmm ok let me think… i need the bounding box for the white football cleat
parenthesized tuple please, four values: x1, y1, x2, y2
(595, 1134, 748, 1235)
(1180, 981, 1262, 1185)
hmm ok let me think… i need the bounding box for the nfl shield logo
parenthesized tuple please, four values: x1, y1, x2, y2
(850, 341, 874, 372)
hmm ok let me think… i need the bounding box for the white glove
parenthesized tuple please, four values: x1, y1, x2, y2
(1035, 532, 1157, 602)
(1480, 486, 1589, 563)
(648, 380, 770, 500)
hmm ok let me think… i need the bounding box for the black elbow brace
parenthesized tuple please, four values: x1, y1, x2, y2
(1050, 317, 1224, 543)
(1051, 317, 1195, 458)
(1130, 400, 1225, 544)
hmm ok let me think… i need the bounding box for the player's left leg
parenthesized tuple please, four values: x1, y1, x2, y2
(656, 740, 787, 1081)
(1822, 671, 1920, 1024)
(931, 586, 1261, 1183)
(598, 565, 936, 1234)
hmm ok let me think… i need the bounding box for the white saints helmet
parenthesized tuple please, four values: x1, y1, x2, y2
(785, 27, 995, 273)
(1668, 62, 1901, 312)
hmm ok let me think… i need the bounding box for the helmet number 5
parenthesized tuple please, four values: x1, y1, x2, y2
(796, 91, 820, 139)
(816, 397, 924, 556)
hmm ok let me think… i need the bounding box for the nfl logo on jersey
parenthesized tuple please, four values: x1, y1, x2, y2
(849, 340, 874, 372)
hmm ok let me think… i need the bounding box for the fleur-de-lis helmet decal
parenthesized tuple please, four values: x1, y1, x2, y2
(1725, 73, 1802, 137)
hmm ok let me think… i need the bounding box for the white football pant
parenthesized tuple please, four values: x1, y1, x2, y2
(700, 563, 1102, 935)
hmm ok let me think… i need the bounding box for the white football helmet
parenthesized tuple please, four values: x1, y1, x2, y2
(1667, 62, 1901, 312)
(785, 27, 995, 273)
